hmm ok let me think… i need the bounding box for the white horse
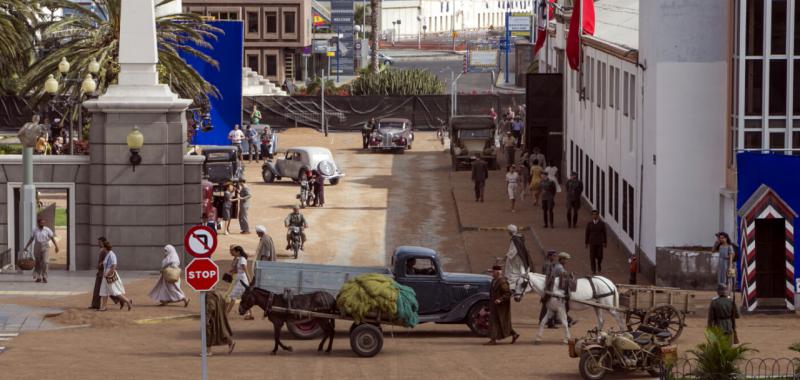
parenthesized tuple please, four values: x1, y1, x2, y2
(512, 271, 627, 332)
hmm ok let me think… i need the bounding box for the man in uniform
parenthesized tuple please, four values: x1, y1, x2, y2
(471, 155, 489, 202)
(284, 206, 308, 250)
(565, 172, 583, 228)
(486, 265, 520, 345)
(585, 210, 607, 274)
(708, 284, 739, 339)
(540, 172, 557, 228)
(539, 250, 558, 327)
(536, 252, 573, 344)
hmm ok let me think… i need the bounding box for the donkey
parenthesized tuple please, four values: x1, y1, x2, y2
(238, 282, 338, 355)
(513, 272, 627, 331)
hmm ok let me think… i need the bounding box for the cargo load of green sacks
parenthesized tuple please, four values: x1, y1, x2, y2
(336, 273, 419, 328)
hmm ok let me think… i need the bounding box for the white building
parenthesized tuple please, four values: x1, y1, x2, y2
(379, 0, 534, 38)
(537, 0, 734, 279)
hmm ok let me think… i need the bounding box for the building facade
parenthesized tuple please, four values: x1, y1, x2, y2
(379, 0, 533, 38)
(182, 0, 313, 84)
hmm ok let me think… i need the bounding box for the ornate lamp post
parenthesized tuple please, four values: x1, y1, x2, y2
(16, 116, 46, 266)
(44, 57, 100, 154)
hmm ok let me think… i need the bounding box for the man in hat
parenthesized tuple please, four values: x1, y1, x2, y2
(536, 252, 573, 344)
(540, 172, 557, 228)
(471, 155, 489, 202)
(585, 210, 607, 274)
(23, 218, 59, 283)
(487, 265, 520, 345)
(565, 172, 583, 228)
(539, 250, 558, 327)
(504, 224, 531, 293)
(255, 225, 275, 261)
(708, 284, 738, 339)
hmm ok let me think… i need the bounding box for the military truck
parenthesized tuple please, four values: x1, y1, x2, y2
(449, 115, 498, 170)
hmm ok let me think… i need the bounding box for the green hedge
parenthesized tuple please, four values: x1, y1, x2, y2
(350, 68, 445, 96)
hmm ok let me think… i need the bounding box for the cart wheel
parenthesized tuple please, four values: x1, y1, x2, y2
(625, 311, 645, 332)
(644, 305, 683, 342)
(350, 323, 383, 357)
(287, 319, 324, 340)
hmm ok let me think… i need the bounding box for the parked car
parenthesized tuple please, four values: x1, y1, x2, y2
(197, 146, 244, 186)
(449, 115, 498, 170)
(261, 146, 345, 185)
(253, 246, 492, 339)
(368, 118, 414, 152)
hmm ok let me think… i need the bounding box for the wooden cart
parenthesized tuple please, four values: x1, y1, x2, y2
(617, 284, 695, 342)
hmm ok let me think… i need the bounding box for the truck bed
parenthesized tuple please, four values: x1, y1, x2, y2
(253, 261, 392, 297)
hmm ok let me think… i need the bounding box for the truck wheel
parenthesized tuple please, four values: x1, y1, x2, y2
(262, 169, 275, 183)
(466, 300, 491, 337)
(329, 178, 340, 186)
(350, 324, 383, 357)
(287, 319, 324, 340)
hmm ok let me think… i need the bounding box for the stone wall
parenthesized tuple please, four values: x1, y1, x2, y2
(656, 248, 719, 290)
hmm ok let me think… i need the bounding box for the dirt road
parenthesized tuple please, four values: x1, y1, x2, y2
(2, 131, 799, 380)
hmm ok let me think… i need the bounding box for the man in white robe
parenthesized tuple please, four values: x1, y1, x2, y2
(504, 224, 531, 294)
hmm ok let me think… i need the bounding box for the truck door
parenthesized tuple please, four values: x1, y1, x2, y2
(400, 257, 443, 314)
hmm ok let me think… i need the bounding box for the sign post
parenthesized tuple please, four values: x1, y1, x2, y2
(184, 226, 219, 380)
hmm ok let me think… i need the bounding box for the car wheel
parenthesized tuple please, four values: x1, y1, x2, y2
(329, 178, 340, 186)
(261, 169, 275, 183)
(466, 300, 491, 336)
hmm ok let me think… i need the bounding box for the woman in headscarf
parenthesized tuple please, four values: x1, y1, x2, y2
(149, 245, 189, 307)
(226, 245, 253, 320)
(98, 240, 133, 311)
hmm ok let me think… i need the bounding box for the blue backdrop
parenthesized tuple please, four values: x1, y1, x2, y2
(181, 21, 243, 146)
(736, 152, 800, 295)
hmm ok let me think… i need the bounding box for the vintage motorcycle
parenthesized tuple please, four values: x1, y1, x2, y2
(288, 225, 303, 259)
(297, 177, 314, 208)
(570, 326, 676, 380)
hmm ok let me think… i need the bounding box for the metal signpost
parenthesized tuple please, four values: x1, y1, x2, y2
(330, 0, 355, 76)
(184, 225, 219, 380)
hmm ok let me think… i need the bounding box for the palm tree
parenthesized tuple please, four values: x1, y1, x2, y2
(368, 0, 379, 73)
(22, 0, 221, 122)
(0, 0, 42, 94)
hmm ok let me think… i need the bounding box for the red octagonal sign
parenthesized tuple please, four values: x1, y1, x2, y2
(185, 258, 219, 291)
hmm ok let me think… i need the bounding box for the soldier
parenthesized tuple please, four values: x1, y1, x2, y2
(535, 252, 573, 344)
(708, 284, 739, 340)
(471, 155, 489, 202)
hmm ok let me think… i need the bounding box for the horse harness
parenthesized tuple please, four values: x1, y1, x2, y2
(582, 276, 616, 300)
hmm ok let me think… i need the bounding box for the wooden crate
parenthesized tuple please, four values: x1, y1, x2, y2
(618, 285, 695, 314)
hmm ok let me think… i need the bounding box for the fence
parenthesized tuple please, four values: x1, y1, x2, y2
(245, 94, 525, 131)
(665, 358, 800, 379)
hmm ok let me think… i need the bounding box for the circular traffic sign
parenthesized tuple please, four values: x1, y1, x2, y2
(185, 258, 219, 291)
(184, 225, 218, 258)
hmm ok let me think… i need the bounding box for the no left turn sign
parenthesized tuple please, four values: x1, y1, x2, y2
(184, 225, 218, 258)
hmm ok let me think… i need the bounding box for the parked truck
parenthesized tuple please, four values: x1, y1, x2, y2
(253, 246, 492, 339)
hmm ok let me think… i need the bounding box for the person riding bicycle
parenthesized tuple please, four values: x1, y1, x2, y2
(284, 206, 308, 250)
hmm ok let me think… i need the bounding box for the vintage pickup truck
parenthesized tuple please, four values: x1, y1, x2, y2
(253, 246, 492, 339)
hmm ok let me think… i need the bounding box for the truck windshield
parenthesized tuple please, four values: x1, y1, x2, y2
(459, 129, 493, 139)
(378, 122, 405, 130)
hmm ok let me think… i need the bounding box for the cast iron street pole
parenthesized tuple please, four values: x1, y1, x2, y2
(504, 0, 510, 83)
(321, 69, 327, 136)
(19, 133, 36, 267)
(336, 34, 341, 83)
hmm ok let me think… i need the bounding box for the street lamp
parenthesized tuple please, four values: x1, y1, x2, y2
(126, 126, 144, 171)
(44, 57, 99, 154)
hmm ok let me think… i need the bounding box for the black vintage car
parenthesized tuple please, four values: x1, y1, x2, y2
(198, 146, 244, 186)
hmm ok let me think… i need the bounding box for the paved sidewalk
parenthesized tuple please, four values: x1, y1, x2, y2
(0, 270, 153, 298)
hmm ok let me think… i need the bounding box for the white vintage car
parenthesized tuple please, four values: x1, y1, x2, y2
(261, 146, 345, 185)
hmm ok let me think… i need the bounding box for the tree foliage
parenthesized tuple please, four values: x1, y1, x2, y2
(350, 69, 444, 96)
(368, 0, 379, 73)
(685, 327, 756, 380)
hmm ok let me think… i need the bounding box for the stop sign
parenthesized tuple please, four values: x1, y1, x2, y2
(185, 258, 219, 291)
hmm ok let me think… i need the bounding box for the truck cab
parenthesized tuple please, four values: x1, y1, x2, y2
(391, 246, 491, 333)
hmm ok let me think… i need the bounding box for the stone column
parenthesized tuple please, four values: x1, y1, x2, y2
(84, 0, 193, 269)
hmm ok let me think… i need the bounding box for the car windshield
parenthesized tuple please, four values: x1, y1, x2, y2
(378, 122, 405, 130)
(459, 129, 493, 139)
(205, 152, 232, 161)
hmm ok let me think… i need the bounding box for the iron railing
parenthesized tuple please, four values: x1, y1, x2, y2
(664, 358, 800, 380)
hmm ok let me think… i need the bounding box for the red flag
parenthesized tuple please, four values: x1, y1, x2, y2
(566, 0, 596, 70)
(533, 0, 553, 55)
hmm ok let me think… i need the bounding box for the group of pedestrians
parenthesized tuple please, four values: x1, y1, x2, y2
(227, 105, 275, 162)
(218, 180, 252, 235)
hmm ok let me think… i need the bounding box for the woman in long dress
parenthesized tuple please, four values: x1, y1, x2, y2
(529, 160, 544, 205)
(98, 240, 133, 311)
(222, 183, 234, 235)
(505, 165, 519, 213)
(149, 245, 189, 307)
(714, 233, 735, 286)
(90, 237, 120, 309)
(226, 245, 253, 320)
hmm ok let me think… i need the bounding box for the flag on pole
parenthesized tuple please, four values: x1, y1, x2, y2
(566, 0, 596, 70)
(533, 0, 553, 55)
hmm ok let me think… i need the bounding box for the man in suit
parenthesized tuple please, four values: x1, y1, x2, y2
(471, 156, 489, 202)
(585, 210, 608, 274)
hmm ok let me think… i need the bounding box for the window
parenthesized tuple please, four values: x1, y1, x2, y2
(622, 179, 629, 234)
(627, 183, 635, 239)
(596, 60, 602, 107)
(744, 60, 763, 115)
(629, 74, 636, 119)
(589, 158, 594, 204)
(579, 148, 584, 182)
(406, 258, 437, 276)
(623, 72, 629, 116)
(246, 11, 259, 34)
(609, 65, 614, 108)
(795, 61, 800, 114)
(265, 53, 278, 77)
(283, 11, 296, 34)
(770, 132, 785, 150)
(246, 54, 259, 72)
(746, 0, 764, 55)
(615, 67, 620, 110)
(771, 0, 787, 54)
(600, 170, 606, 217)
(209, 10, 238, 20)
(265, 11, 278, 36)
(768, 59, 787, 116)
(595, 167, 601, 213)
(570, 141, 575, 173)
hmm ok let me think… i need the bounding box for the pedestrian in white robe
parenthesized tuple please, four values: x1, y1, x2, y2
(149, 244, 189, 306)
(504, 224, 531, 294)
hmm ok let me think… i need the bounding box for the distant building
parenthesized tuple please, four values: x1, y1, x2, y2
(379, 0, 533, 38)
(182, 0, 313, 84)
(536, 0, 799, 300)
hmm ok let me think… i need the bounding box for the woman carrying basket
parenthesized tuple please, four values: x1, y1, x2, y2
(98, 240, 133, 311)
(148, 244, 189, 307)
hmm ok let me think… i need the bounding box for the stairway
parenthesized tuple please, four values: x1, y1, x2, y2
(242, 67, 288, 97)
